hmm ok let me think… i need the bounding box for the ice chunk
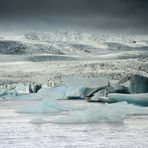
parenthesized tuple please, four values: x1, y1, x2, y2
(0, 89, 18, 99)
(89, 75, 148, 100)
(52, 102, 148, 123)
(84, 85, 108, 97)
(109, 93, 148, 106)
(37, 86, 67, 100)
(17, 99, 74, 113)
(86, 84, 122, 102)
(64, 86, 86, 99)
(63, 76, 109, 99)
(7, 86, 66, 100)
(116, 74, 148, 94)
(15, 83, 30, 94)
(0, 89, 7, 97)
(90, 92, 113, 103)
(130, 75, 148, 93)
(52, 102, 126, 123)
(5, 93, 37, 100)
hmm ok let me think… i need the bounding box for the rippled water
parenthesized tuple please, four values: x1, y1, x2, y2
(0, 100, 148, 148)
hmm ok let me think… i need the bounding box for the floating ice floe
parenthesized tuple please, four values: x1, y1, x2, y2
(15, 83, 30, 94)
(51, 102, 148, 123)
(88, 74, 148, 104)
(17, 99, 75, 113)
(64, 86, 86, 99)
(5, 93, 38, 100)
(37, 86, 67, 100)
(108, 93, 148, 106)
(0, 89, 18, 99)
(0, 89, 7, 97)
(63, 76, 109, 99)
(15, 83, 42, 94)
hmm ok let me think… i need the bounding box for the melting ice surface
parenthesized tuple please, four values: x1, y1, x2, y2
(0, 89, 18, 99)
(51, 102, 148, 123)
(37, 86, 67, 100)
(2, 76, 148, 124)
(18, 96, 148, 123)
(109, 93, 148, 106)
(16, 84, 148, 123)
(18, 99, 76, 113)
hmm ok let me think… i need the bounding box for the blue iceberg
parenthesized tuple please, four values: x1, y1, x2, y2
(109, 93, 148, 106)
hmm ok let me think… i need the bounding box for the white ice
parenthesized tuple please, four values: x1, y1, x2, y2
(15, 83, 30, 94)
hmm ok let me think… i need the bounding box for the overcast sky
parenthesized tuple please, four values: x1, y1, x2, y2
(0, 0, 148, 34)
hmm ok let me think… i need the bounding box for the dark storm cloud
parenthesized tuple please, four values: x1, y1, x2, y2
(0, 0, 147, 17)
(0, 0, 148, 33)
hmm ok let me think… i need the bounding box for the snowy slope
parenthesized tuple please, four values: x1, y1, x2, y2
(0, 31, 147, 58)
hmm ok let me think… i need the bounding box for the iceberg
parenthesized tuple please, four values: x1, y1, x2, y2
(64, 86, 86, 99)
(0, 89, 18, 99)
(4, 86, 66, 100)
(52, 102, 148, 123)
(17, 99, 74, 113)
(17, 86, 80, 113)
(108, 93, 148, 106)
(116, 74, 148, 94)
(15, 83, 30, 94)
(15, 82, 42, 94)
(63, 76, 109, 99)
(90, 92, 113, 103)
(5, 93, 37, 100)
(87, 74, 148, 102)
(86, 84, 123, 102)
(37, 86, 67, 100)
(0, 89, 7, 97)
(129, 75, 148, 93)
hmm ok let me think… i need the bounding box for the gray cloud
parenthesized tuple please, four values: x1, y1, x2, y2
(0, 0, 147, 34)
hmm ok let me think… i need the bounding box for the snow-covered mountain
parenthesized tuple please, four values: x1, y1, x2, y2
(0, 32, 147, 56)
